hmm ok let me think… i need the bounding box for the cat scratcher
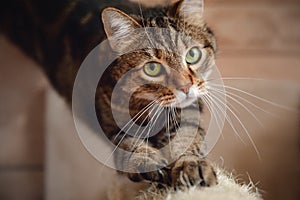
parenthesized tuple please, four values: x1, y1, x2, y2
(136, 168, 262, 200)
(107, 167, 262, 200)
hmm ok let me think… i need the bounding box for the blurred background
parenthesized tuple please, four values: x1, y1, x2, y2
(0, 0, 299, 199)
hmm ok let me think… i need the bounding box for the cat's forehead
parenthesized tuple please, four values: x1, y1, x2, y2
(134, 27, 206, 55)
(144, 48, 183, 65)
(141, 16, 209, 48)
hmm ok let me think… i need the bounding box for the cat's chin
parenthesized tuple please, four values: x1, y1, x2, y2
(174, 97, 198, 108)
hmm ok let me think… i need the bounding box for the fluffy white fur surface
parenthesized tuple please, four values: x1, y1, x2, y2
(169, 170, 261, 200)
(136, 168, 262, 200)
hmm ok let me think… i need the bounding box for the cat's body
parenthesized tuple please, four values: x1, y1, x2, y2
(1, 0, 142, 100)
(1, 0, 218, 189)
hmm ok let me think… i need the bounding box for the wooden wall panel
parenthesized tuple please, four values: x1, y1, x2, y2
(205, 3, 300, 53)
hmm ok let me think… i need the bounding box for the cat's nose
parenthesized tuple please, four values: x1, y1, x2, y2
(178, 83, 192, 94)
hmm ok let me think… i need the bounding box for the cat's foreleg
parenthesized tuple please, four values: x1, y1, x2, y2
(115, 136, 170, 183)
(168, 128, 217, 189)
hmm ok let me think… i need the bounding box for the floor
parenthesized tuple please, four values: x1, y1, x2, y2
(0, 0, 299, 199)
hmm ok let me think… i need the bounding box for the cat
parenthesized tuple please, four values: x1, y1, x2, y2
(1, 0, 218, 189)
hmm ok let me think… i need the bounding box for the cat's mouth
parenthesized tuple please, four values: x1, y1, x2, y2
(172, 85, 199, 108)
(173, 85, 208, 108)
(175, 96, 198, 108)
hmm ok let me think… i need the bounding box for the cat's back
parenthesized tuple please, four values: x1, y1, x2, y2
(0, 0, 168, 101)
(0, 0, 147, 66)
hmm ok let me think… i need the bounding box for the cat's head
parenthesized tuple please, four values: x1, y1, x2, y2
(101, 0, 217, 108)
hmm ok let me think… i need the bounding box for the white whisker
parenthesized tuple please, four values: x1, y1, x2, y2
(166, 107, 172, 155)
(201, 95, 223, 133)
(207, 93, 262, 160)
(132, 102, 164, 150)
(112, 99, 158, 142)
(209, 88, 264, 128)
(207, 83, 278, 117)
(204, 92, 246, 144)
(137, 0, 156, 49)
(170, 106, 186, 151)
(104, 99, 161, 168)
(208, 83, 299, 113)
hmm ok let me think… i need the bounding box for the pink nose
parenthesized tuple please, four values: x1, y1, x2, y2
(178, 83, 192, 94)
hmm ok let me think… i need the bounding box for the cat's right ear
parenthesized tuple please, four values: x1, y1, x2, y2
(170, 0, 205, 27)
(101, 7, 141, 50)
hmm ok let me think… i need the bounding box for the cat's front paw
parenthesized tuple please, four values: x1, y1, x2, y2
(170, 155, 217, 190)
(126, 150, 169, 183)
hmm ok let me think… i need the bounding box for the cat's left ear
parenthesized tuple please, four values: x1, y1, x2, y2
(102, 7, 141, 50)
(171, 0, 205, 26)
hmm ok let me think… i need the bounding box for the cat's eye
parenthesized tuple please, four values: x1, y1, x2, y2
(143, 62, 163, 77)
(185, 47, 202, 65)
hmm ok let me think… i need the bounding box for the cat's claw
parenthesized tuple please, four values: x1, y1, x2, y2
(158, 169, 165, 178)
(126, 151, 169, 183)
(170, 155, 217, 190)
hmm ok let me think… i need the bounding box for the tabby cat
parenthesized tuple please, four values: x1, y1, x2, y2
(1, 0, 218, 189)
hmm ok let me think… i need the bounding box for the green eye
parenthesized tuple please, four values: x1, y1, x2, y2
(143, 62, 163, 77)
(185, 47, 202, 65)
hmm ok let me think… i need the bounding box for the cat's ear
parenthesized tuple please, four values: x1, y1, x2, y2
(102, 7, 141, 50)
(172, 0, 205, 26)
